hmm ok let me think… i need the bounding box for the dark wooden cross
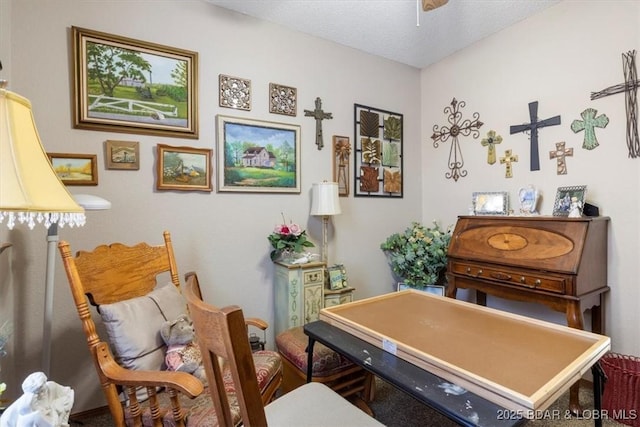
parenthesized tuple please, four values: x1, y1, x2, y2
(549, 141, 573, 175)
(304, 97, 332, 150)
(510, 101, 561, 171)
(591, 50, 640, 158)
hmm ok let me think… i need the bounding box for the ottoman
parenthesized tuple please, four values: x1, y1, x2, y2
(275, 326, 375, 404)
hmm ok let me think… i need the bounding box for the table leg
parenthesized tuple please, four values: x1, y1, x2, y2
(592, 362, 605, 427)
(566, 301, 586, 416)
(306, 337, 316, 383)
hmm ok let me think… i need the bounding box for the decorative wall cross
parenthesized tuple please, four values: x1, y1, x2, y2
(591, 50, 639, 158)
(431, 97, 483, 181)
(304, 97, 333, 150)
(499, 149, 518, 178)
(570, 108, 609, 150)
(549, 141, 573, 175)
(480, 130, 503, 164)
(510, 101, 561, 171)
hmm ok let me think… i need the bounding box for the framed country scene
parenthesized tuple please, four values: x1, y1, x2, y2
(156, 144, 212, 192)
(47, 153, 98, 186)
(105, 140, 140, 170)
(354, 104, 403, 198)
(72, 26, 198, 138)
(216, 115, 301, 193)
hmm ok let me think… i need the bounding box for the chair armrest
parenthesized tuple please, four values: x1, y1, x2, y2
(245, 317, 269, 330)
(94, 341, 204, 398)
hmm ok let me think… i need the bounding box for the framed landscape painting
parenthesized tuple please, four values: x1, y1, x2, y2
(72, 26, 198, 138)
(216, 115, 301, 193)
(156, 144, 212, 192)
(105, 140, 140, 170)
(47, 153, 98, 186)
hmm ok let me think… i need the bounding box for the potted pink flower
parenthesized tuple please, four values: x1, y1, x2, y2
(268, 217, 315, 261)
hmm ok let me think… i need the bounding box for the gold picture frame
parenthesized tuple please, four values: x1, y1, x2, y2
(332, 135, 351, 197)
(105, 140, 140, 170)
(47, 153, 98, 186)
(156, 144, 212, 192)
(72, 26, 198, 138)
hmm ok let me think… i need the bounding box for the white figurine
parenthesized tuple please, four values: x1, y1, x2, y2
(0, 372, 74, 427)
(568, 197, 583, 218)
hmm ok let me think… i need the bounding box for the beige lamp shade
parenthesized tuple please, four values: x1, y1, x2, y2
(422, 0, 449, 12)
(0, 88, 85, 229)
(310, 182, 341, 216)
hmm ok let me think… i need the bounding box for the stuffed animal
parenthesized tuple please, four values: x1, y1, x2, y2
(160, 314, 207, 385)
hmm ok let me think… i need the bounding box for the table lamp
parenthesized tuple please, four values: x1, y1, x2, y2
(0, 83, 87, 375)
(310, 181, 341, 263)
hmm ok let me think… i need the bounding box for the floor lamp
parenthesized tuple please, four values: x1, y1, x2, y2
(310, 182, 341, 264)
(0, 84, 87, 376)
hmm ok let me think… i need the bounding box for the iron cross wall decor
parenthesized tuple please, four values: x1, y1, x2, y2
(510, 101, 561, 171)
(353, 104, 403, 197)
(304, 97, 333, 150)
(591, 50, 639, 158)
(431, 97, 483, 182)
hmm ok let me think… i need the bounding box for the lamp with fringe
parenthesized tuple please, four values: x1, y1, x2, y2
(0, 84, 86, 376)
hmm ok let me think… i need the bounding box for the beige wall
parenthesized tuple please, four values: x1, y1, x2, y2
(0, 0, 422, 410)
(1, 0, 638, 414)
(421, 1, 639, 352)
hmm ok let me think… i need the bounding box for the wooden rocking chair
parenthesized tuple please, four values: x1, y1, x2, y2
(58, 231, 282, 427)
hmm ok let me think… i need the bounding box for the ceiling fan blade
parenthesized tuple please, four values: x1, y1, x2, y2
(422, 0, 449, 12)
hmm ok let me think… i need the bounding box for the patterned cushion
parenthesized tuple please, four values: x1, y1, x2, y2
(127, 350, 282, 427)
(276, 326, 355, 378)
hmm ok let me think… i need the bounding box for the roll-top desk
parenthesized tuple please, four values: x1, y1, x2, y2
(446, 215, 609, 413)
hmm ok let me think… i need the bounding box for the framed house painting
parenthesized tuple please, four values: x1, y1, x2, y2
(216, 115, 301, 193)
(72, 26, 198, 138)
(156, 144, 212, 192)
(105, 140, 140, 170)
(354, 104, 403, 198)
(47, 153, 98, 186)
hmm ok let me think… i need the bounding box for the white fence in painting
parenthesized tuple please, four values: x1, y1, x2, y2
(88, 95, 178, 119)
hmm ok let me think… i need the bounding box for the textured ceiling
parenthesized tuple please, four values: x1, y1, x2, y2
(206, 0, 561, 69)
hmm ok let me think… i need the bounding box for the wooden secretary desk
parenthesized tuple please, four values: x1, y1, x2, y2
(446, 215, 609, 414)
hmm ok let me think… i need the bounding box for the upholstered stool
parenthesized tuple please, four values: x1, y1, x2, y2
(275, 326, 375, 405)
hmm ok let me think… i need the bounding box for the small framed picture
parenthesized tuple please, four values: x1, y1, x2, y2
(472, 191, 509, 215)
(327, 264, 348, 290)
(156, 144, 212, 192)
(553, 185, 587, 216)
(105, 140, 140, 170)
(47, 153, 98, 186)
(332, 135, 351, 197)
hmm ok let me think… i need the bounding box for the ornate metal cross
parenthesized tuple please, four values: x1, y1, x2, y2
(510, 101, 561, 171)
(499, 149, 518, 178)
(570, 108, 609, 150)
(431, 97, 483, 181)
(591, 50, 639, 158)
(304, 97, 333, 150)
(549, 141, 573, 175)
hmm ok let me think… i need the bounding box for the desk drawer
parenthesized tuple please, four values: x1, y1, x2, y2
(451, 261, 567, 294)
